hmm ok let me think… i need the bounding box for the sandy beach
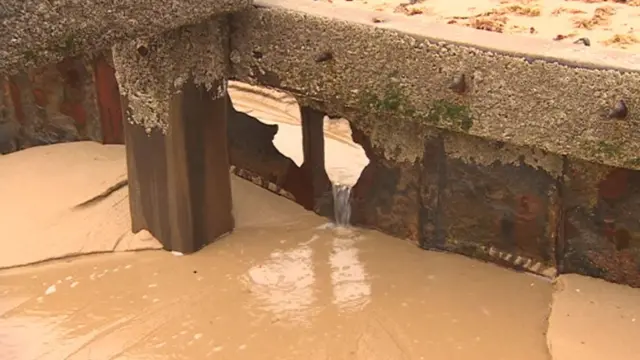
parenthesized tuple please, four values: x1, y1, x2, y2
(322, 0, 640, 52)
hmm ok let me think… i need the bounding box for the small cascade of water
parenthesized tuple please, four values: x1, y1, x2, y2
(332, 183, 352, 227)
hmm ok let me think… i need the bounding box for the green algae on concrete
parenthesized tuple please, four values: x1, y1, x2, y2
(360, 78, 473, 133)
(426, 100, 473, 132)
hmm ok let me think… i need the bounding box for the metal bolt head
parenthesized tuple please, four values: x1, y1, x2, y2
(449, 73, 467, 94)
(314, 51, 333, 63)
(608, 99, 628, 120)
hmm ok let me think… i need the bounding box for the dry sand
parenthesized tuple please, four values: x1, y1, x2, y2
(323, 0, 640, 52)
(548, 274, 640, 360)
(0, 142, 162, 269)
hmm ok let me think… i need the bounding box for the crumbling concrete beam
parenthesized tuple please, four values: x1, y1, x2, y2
(0, 0, 251, 75)
(230, 0, 640, 171)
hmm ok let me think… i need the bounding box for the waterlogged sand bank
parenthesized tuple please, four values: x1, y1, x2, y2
(325, 0, 640, 52)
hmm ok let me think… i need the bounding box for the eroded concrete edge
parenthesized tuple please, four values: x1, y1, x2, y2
(112, 18, 230, 133)
(230, 1, 640, 171)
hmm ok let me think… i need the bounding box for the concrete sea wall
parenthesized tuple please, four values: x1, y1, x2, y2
(1, 0, 639, 286)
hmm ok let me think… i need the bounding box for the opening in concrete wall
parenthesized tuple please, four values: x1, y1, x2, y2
(321, 115, 369, 187)
(227, 81, 369, 220)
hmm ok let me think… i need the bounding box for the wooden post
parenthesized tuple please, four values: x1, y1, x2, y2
(123, 78, 233, 253)
(115, 20, 234, 254)
(125, 81, 234, 253)
(299, 106, 332, 214)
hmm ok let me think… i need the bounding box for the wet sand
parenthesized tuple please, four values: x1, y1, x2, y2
(324, 0, 640, 52)
(0, 174, 553, 360)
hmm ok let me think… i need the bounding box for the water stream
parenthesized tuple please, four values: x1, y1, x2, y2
(332, 183, 353, 227)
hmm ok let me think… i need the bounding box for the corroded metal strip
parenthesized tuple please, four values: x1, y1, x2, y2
(230, 0, 640, 171)
(230, 165, 296, 201)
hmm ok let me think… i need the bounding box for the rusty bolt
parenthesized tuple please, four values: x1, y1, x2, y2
(608, 99, 628, 120)
(252, 50, 263, 59)
(314, 51, 333, 63)
(136, 45, 149, 57)
(449, 73, 467, 94)
(574, 37, 591, 47)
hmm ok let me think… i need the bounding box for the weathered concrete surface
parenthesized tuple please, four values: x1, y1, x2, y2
(0, 0, 251, 75)
(0, 142, 162, 269)
(562, 159, 640, 287)
(230, 0, 640, 171)
(112, 19, 230, 133)
(547, 274, 640, 360)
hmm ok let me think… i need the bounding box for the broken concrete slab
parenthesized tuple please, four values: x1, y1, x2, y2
(547, 274, 640, 360)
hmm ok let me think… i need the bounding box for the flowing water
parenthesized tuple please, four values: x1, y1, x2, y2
(332, 184, 353, 227)
(0, 86, 555, 359)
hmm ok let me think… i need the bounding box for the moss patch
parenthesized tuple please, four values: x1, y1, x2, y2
(359, 76, 473, 132)
(588, 140, 622, 161)
(425, 99, 473, 132)
(626, 157, 640, 167)
(360, 82, 413, 115)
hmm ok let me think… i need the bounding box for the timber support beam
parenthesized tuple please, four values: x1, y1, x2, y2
(113, 19, 234, 253)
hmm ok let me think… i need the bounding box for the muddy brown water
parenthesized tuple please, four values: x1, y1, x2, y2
(0, 85, 553, 359)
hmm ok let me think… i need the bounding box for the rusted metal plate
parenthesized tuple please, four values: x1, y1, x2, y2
(422, 134, 561, 277)
(350, 123, 423, 245)
(562, 160, 640, 287)
(3, 56, 104, 150)
(93, 55, 124, 144)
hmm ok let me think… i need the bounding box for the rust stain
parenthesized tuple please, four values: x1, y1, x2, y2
(59, 102, 87, 128)
(58, 58, 88, 129)
(510, 194, 546, 257)
(32, 88, 47, 107)
(93, 55, 124, 144)
(598, 168, 629, 200)
(281, 163, 314, 210)
(8, 80, 25, 125)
